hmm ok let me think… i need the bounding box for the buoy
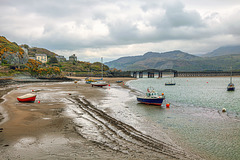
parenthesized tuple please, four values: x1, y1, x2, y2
(162, 93, 164, 95)
(32, 90, 34, 92)
(108, 84, 110, 86)
(222, 108, 226, 112)
(166, 103, 170, 108)
(206, 82, 208, 83)
(38, 100, 40, 103)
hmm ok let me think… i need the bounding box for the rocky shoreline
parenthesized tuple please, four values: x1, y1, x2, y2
(0, 76, 74, 86)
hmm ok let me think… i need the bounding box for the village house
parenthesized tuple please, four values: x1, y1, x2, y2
(36, 54, 47, 63)
(69, 54, 77, 62)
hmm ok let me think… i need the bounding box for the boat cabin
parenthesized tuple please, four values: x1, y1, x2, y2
(146, 91, 159, 98)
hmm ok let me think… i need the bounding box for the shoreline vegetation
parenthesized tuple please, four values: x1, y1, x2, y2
(0, 77, 202, 159)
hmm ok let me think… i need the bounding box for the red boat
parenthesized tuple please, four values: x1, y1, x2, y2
(17, 93, 37, 102)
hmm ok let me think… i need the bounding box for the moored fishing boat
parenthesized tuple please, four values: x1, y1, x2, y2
(137, 87, 165, 106)
(17, 93, 37, 102)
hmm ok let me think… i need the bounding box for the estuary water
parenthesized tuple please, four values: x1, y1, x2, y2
(127, 77, 240, 160)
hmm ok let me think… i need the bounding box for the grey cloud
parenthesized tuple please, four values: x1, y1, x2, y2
(225, 10, 240, 36)
(107, 21, 139, 44)
(153, 1, 204, 28)
(0, 0, 239, 60)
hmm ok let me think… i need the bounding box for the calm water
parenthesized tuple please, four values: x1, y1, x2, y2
(128, 77, 240, 160)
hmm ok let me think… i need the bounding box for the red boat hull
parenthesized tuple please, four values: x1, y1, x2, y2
(17, 96, 36, 102)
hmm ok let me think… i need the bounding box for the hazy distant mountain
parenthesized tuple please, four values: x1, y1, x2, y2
(202, 45, 240, 57)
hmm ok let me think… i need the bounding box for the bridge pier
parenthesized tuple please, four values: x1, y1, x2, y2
(158, 72, 162, 78)
(174, 72, 178, 77)
(133, 72, 137, 78)
(148, 72, 155, 78)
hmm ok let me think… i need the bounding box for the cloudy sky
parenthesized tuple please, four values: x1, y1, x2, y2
(1, 0, 240, 62)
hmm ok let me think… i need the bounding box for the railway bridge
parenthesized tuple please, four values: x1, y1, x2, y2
(131, 69, 177, 78)
(131, 69, 240, 78)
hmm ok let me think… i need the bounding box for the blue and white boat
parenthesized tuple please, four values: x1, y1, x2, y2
(137, 87, 165, 106)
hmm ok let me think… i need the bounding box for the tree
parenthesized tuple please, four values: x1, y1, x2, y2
(48, 56, 58, 64)
(20, 44, 29, 49)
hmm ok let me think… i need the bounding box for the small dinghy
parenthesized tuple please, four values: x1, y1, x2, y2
(91, 81, 108, 87)
(116, 80, 123, 83)
(17, 93, 37, 102)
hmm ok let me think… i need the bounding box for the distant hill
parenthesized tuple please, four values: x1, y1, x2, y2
(202, 45, 240, 57)
(105, 49, 240, 71)
(105, 50, 199, 71)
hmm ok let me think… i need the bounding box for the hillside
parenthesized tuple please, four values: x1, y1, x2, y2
(0, 36, 25, 59)
(0, 36, 28, 65)
(105, 50, 240, 71)
(29, 47, 57, 57)
(20, 44, 58, 57)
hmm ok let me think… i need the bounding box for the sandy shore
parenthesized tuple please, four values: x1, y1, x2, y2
(0, 77, 199, 159)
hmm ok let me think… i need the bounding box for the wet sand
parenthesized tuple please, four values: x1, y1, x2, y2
(0, 77, 199, 159)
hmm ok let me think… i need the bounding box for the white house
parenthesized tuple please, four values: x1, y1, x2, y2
(36, 54, 47, 63)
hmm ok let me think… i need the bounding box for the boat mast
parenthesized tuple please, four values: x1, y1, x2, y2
(230, 67, 233, 83)
(101, 57, 103, 79)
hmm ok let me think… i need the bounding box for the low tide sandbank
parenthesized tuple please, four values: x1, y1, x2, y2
(0, 77, 199, 159)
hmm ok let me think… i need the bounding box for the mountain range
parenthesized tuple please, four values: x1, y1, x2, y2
(105, 45, 240, 71)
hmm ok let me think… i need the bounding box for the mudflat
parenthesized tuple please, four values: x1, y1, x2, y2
(0, 77, 198, 160)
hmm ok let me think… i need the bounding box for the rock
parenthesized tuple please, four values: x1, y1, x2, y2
(2, 50, 28, 65)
